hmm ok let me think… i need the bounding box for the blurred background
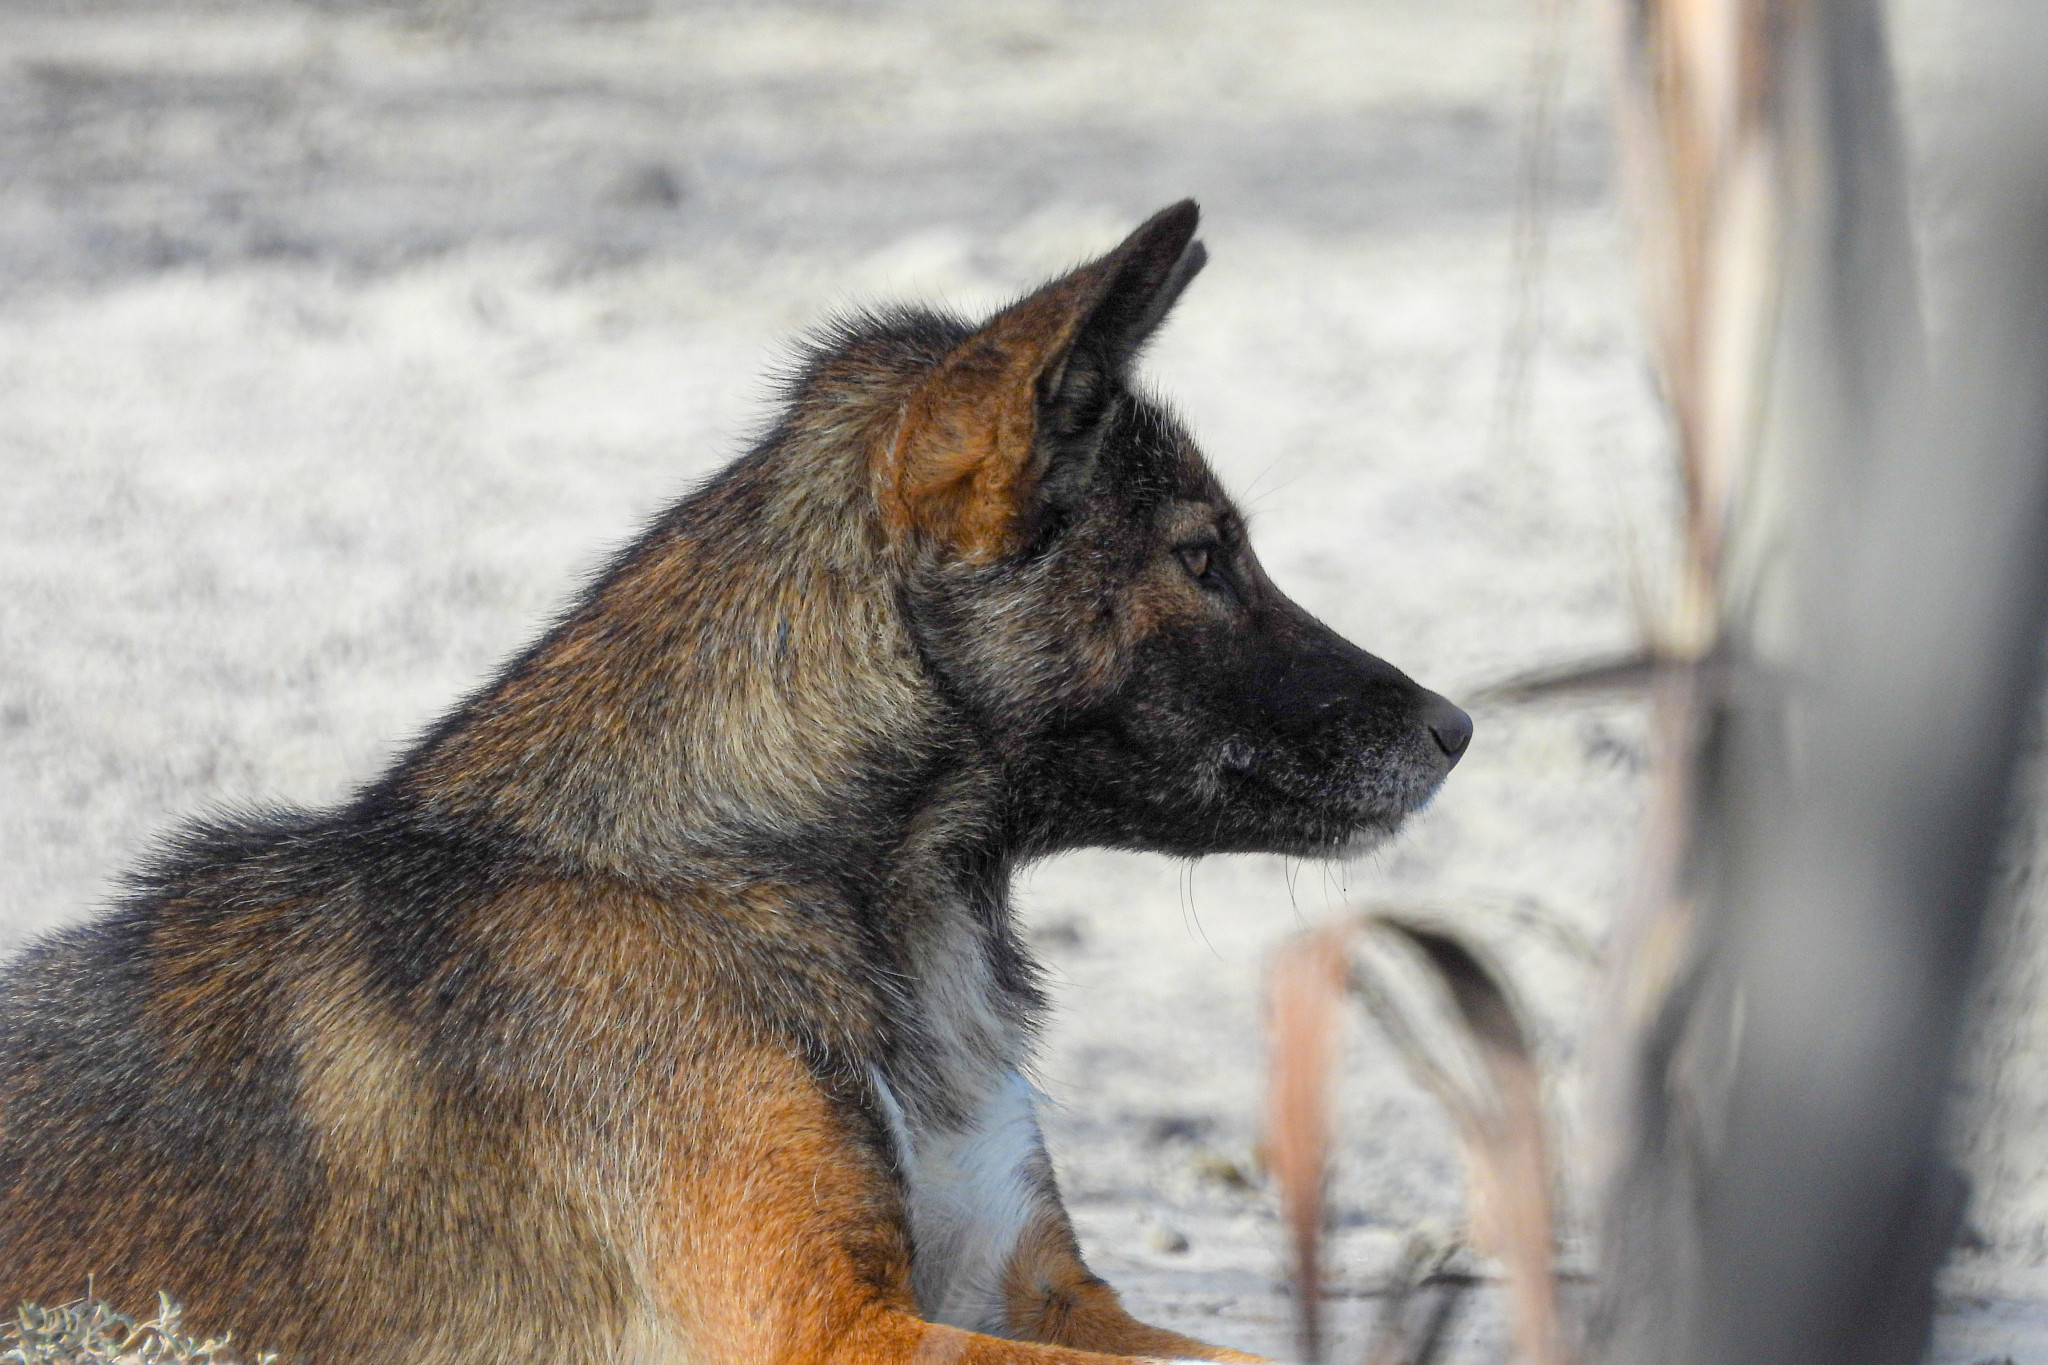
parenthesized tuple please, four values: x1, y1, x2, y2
(0, 1, 2029, 1358)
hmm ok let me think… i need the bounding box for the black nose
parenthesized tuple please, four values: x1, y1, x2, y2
(1426, 698, 1473, 764)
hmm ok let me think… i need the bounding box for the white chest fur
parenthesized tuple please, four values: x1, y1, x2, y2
(872, 1066, 1051, 1334)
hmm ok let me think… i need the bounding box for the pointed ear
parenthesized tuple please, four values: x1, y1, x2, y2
(1049, 200, 1207, 394)
(876, 201, 1206, 563)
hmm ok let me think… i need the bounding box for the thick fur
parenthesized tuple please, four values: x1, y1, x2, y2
(0, 202, 1469, 1365)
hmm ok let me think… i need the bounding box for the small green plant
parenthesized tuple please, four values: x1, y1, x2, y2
(2, 1294, 274, 1365)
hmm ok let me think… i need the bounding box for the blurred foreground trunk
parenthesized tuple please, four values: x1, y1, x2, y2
(1593, 3, 2048, 1364)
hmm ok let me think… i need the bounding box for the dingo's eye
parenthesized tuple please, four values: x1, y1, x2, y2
(1175, 544, 1214, 582)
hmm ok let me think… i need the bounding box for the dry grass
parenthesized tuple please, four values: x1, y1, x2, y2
(2, 1296, 273, 1365)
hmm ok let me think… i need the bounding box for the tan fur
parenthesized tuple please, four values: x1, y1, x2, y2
(412, 506, 934, 875)
(1002, 1215, 1260, 1362)
(879, 248, 1124, 564)
(290, 961, 429, 1174)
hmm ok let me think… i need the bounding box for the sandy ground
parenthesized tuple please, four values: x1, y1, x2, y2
(0, 2, 2038, 1360)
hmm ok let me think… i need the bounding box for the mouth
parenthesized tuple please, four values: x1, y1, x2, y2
(1203, 737, 1446, 852)
(1350, 746, 1457, 825)
(1332, 823, 1400, 859)
(1404, 767, 1453, 815)
(1256, 799, 1410, 861)
(1307, 758, 1455, 860)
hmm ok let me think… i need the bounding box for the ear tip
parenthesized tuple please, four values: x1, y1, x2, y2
(1149, 198, 1201, 242)
(1120, 200, 1203, 280)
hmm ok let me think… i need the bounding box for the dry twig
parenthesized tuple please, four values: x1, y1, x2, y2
(1267, 911, 1565, 1365)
